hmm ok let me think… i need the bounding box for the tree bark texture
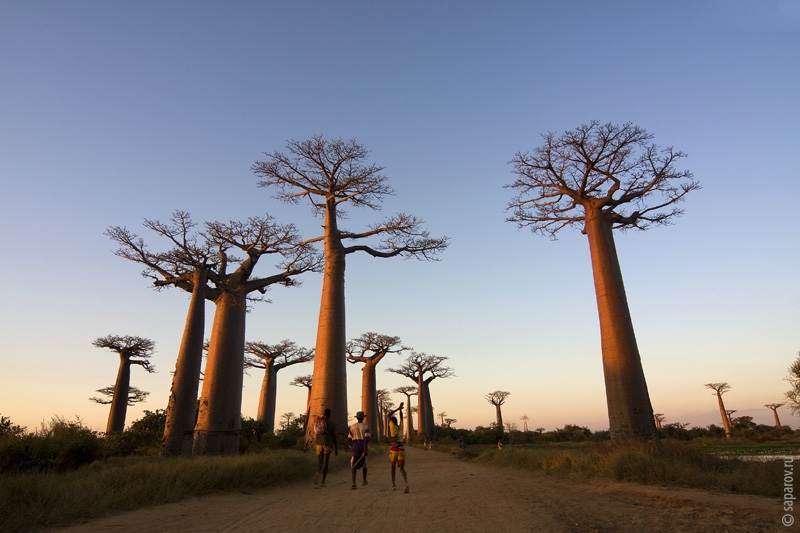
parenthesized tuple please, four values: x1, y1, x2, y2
(193, 290, 247, 455)
(161, 270, 206, 457)
(716, 392, 732, 438)
(307, 202, 349, 444)
(585, 207, 657, 441)
(256, 363, 279, 433)
(106, 355, 131, 434)
(495, 404, 504, 431)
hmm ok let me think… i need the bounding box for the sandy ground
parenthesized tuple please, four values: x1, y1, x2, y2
(52, 447, 783, 533)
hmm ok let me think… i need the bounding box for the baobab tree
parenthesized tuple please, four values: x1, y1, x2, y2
(376, 389, 394, 438)
(92, 335, 155, 434)
(394, 385, 417, 443)
(388, 352, 454, 442)
(485, 391, 511, 432)
(346, 332, 407, 440)
(520, 415, 529, 432)
(765, 403, 784, 428)
(90, 386, 149, 406)
(252, 136, 449, 442)
(653, 413, 666, 430)
(244, 340, 314, 433)
(507, 121, 700, 441)
(193, 216, 320, 455)
(290, 374, 313, 431)
(705, 383, 732, 438)
(444, 418, 457, 428)
(107, 211, 215, 457)
(438, 412, 448, 426)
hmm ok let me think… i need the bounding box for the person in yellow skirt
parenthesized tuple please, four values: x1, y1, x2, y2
(387, 402, 409, 493)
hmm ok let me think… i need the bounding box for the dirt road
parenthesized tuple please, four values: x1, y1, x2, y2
(54, 447, 781, 532)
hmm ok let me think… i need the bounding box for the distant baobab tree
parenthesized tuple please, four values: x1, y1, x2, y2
(653, 413, 666, 430)
(394, 385, 418, 443)
(346, 332, 407, 442)
(444, 418, 457, 428)
(705, 383, 732, 438)
(90, 386, 149, 406)
(520, 415, 529, 433)
(92, 335, 155, 434)
(765, 403, 784, 427)
(253, 136, 449, 444)
(438, 412, 448, 426)
(244, 340, 313, 433)
(290, 374, 313, 431)
(485, 391, 511, 432)
(376, 389, 394, 438)
(507, 121, 700, 441)
(784, 352, 800, 415)
(388, 352, 454, 442)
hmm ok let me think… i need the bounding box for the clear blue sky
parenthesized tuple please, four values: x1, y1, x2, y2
(1, 1, 798, 434)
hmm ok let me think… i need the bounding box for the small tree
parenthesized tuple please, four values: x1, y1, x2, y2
(394, 385, 417, 443)
(765, 403, 784, 428)
(507, 122, 700, 441)
(245, 340, 313, 433)
(485, 391, 511, 432)
(290, 374, 313, 432)
(92, 335, 155, 434)
(704, 383, 732, 438)
(444, 418, 457, 428)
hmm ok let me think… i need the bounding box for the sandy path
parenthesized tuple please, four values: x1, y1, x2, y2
(53, 447, 780, 532)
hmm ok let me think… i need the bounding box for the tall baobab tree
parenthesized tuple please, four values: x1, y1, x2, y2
(193, 216, 320, 455)
(507, 122, 700, 441)
(653, 413, 666, 430)
(252, 136, 449, 442)
(765, 403, 784, 428)
(438, 412, 448, 426)
(90, 386, 149, 406)
(92, 335, 155, 434)
(346, 332, 407, 440)
(705, 383, 732, 438)
(485, 391, 511, 432)
(244, 340, 314, 433)
(290, 374, 313, 432)
(394, 385, 417, 443)
(388, 352, 454, 442)
(376, 389, 394, 439)
(107, 211, 215, 457)
(520, 415, 529, 432)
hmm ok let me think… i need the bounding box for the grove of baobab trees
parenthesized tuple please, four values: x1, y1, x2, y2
(107, 212, 321, 456)
(507, 121, 700, 441)
(92, 335, 155, 434)
(252, 136, 449, 443)
(346, 332, 407, 440)
(244, 340, 313, 433)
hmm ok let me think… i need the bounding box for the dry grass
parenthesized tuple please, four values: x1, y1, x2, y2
(454, 440, 785, 497)
(0, 450, 349, 533)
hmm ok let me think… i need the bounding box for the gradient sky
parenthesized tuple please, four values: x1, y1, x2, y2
(1, 1, 798, 434)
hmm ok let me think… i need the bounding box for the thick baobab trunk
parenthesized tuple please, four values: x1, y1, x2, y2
(585, 207, 657, 441)
(161, 270, 206, 457)
(495, 404, 504, 431)
(106, 355, 131, 434)
(420, 378, 436, 442)
(360, 360, 379, 441)
(403, 397, 414, 443)
(256, 363, 279, 433)
(773, 409, 782, 428)
(307, 202, 349, 443)
(193, 290, 247, 455)
(715, 392, 732, 438)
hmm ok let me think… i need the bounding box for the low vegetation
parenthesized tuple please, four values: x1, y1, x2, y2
(2, 411, 796, 531)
